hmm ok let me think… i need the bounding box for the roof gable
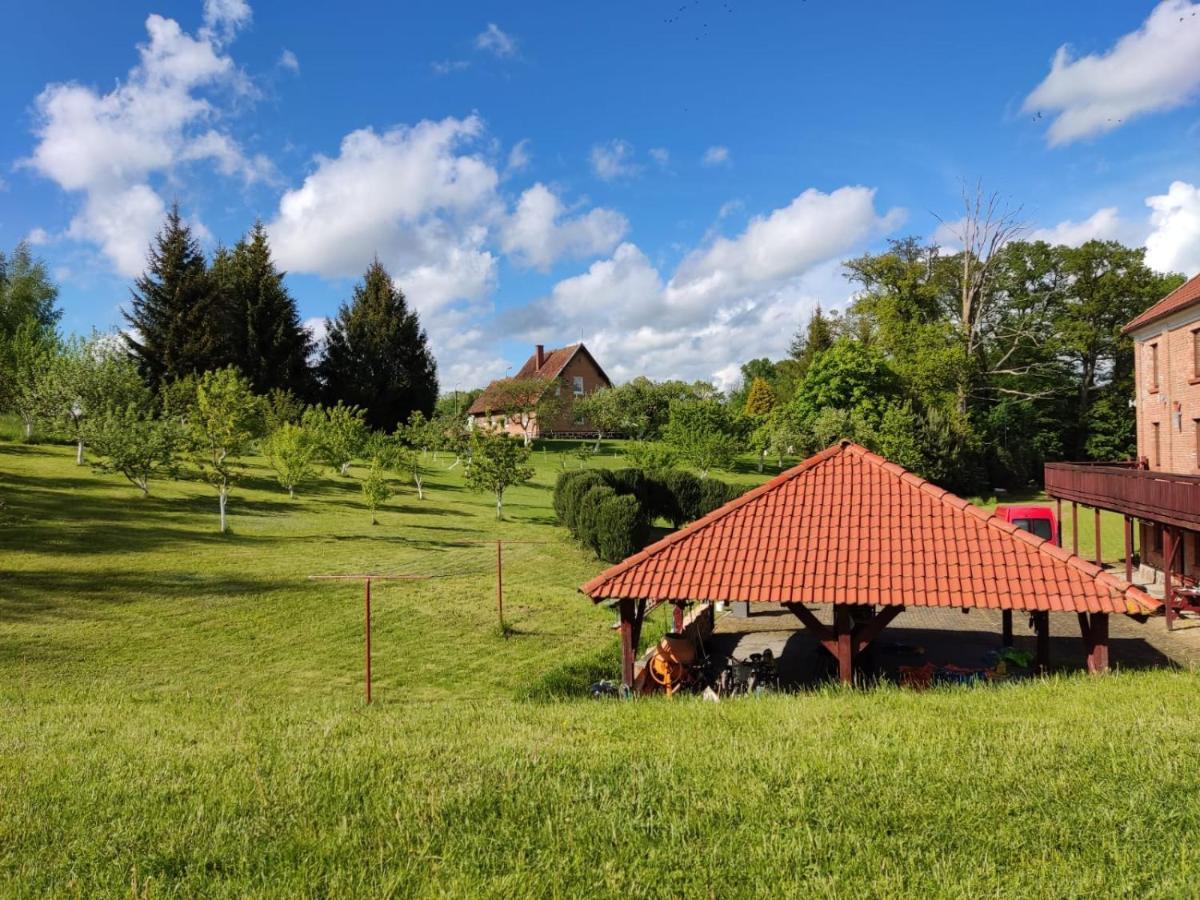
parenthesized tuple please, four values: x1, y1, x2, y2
(467, 343, 611, 415)
(580, 442, 1156, 615)
(1123, 272, 1200, 334)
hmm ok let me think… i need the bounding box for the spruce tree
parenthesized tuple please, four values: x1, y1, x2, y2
(123, 205, 226, 390)
(318, 260, 438, 431)
(789, 304, 836, 378)
(224, 222, 315, 400)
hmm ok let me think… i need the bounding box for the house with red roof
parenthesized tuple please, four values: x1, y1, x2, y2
(1046, 273, 1200, 627)
(584, 440, 1157, 691)
(467, 343, 613, 438)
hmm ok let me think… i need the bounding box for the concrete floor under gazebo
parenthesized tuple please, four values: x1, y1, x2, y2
(707, 603, 1200, 688)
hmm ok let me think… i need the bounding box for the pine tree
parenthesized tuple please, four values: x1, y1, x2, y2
(224, 222, 316, 400)
(789, 304, 836, 378)
(123, 205, 227, 390)
(743, 377, 777, 418)
(318, 259, 438, 431)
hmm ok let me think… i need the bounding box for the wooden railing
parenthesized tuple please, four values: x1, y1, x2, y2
(1044, 462, 1200, 530)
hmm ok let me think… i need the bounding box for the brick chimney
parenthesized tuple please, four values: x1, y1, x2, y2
(535, 344, 545, 369)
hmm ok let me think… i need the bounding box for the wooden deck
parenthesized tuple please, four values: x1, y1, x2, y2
(1044, 462, 1200, 531)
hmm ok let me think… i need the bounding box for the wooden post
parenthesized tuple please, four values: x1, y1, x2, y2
(364, 577, 372, 705)
(1034, 611, 1050, 673)
(673, 602, 685, 632)
(618, 599, 636, 693)
(1094, 507, 1102, 567)
(834, 604, 853, 685)
(1055, 498, 1063, 546)
(1124, 516, 1134, 583)
(1165, 527, 1176, 631)
(1082, 612, 1109, 674)
(1071, 503, 1079, 556)
(1001, 609, 1013, 647)
(495, 539, 506, 636)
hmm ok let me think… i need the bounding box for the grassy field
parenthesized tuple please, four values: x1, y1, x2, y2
(2, 432, 1197, 897)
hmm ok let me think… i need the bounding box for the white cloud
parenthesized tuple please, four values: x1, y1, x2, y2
(500, 183, 628, 271)
(701, 145, 731, 166)
(431, 58, 469, 75)
(511, 186, 902, 383)
(1028, 207, 1124, 246)
(278, 48, 300, 73)
(1024, 0, 1200, 145)
(1145, 180, 1200, 274)
(475, 23, 518, 59)
(25, 227, 51, 246)
(590, 139, 638, 181)
(23, 8, 264, 276)
(649, 147, 670, 166)
(506, 138, 531, 173)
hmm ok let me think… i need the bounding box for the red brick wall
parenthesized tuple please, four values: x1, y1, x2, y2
(544, 351, 608, 434)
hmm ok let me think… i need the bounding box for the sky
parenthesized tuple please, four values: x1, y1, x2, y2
(4, 0, 1200, 391)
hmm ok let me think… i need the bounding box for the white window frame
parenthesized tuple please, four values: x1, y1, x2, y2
(572, 375, 584, 396)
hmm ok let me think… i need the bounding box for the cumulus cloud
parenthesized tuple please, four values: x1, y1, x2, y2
(508, 186, 902, 384)
(278, 48, 300, 73)
(506, 138, 531, 173)
(1145, 180, 1200, 274)
(431, 58, 470, 75)
(475, 23, 518, 58)
(701, 145, 731, 166)
(1024, 0, 1200, 145)
(1028, 207, 1125, 246)
(649, 147, 670, 166)
(590, 139, 639, 181)
(500, 183, 628, 271)
(23, 8, 264, 276)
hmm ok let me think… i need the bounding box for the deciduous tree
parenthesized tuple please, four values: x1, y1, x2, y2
(465, 430, 535, 519)
(183, 368, 263, 533)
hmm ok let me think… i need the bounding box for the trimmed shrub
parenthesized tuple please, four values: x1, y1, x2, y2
(606, 468, 648, 502)
(594, 493, 647, 563)
(698, 478, 740, 517)
(576, 484, 617, 553)
(554, 469, 606, 533)
(662, 470, 704, 526)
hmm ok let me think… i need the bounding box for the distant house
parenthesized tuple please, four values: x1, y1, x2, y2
(466, 343, 613, 438)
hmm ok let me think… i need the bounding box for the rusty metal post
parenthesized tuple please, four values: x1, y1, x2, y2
(496, 539, 505, 636)
(364, 577, 372, 705)
(1072, 502, 1079, 556)
(1124, 516, 1134, 583)
(1094, 507, 1102, 567)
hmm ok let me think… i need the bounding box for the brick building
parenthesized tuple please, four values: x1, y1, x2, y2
(467, 343, 613, 438)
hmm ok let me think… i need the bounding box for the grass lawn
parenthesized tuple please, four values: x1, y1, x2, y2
(2, 433, 1198, 897)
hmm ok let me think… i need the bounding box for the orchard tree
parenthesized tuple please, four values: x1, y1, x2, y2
(483, 376, 567, 446)
(318, 259, 438, 430)
(1, 319, 57, 440)
(262, 422, 317, 498)
(83, 404, 178, 496)
(360, 461, 393, 525)
(465, 430, 535, 519)
(662, 398, 741, 477)
(574, 386, 625, 449)
(303, 402, 368, 476)
(44, 334, 145, 464)
(183, 367, 263, 533)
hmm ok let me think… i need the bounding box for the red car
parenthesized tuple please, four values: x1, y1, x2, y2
(995, 505, 1058, 546)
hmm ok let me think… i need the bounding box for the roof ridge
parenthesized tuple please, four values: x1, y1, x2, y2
(578, 441, 850, 596)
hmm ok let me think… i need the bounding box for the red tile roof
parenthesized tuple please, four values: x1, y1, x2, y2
(580, 441, 1158, 615)
(467, 344, 610, 415)
(1123, 272, 1200, 334)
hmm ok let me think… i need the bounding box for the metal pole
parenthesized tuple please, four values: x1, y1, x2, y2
(496, 539, 505, 635)
(364, 577, 372, 705)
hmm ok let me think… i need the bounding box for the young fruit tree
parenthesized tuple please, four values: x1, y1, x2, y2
(44, 334, 145, 465)
(303, 402, 367, 476)
(485, 375, 567, 446)
(82, 403, 178, 496)
(360, 461, 393, 525)
(464, 430, 535, 520)
(1, 319, 57, 440)
(262, 422, 316, 498)
(183, 368, 263, 533)
(573, 386, 624, 450)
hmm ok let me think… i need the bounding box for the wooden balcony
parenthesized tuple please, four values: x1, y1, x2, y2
(1044, 462, 1200, 531)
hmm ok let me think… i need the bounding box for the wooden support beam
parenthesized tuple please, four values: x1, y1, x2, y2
(835, 604, 853, 685)
(618, 599, 636, 692)
(1072, 502, 1079, 556)
(1094, 506, 1102, 567)
(1079, 612, 1109, 674)
(1166, 527, 1177, 632)
(852, 605, 903, 655)
(1124, 516, 1134, 584)
(1034, 610, 1050, 674)
(1001, 609, 1013, 647)
(672, 602, 685, 633)
(783, 603, 835, 650)
(1055, 498, 1063, 546)
(630, 599, 647, 651)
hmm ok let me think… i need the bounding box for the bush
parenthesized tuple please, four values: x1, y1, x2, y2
(606, 468, 648, 502)
(662, 470, 704, 526)
(594, 494, 647, 563)
(553, 469, 607, 532)
(698, 478, 739, 517)
(576, 484, 617, 553)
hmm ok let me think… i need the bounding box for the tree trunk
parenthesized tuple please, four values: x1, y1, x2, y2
(23, 419, 32, 440)
(340, 461, 351, 476)
(218, 485, 228, 533)
(76, 439, 85, 466)
(288, 486, 295, 499)
(758, 450, 765, 473)
(371, 510, 377, 525)
(496, 492, 503, 520)
(137, 478, 149, 497)
(415, 477, 424, 500)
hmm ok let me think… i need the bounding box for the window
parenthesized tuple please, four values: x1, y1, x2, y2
(572, 375, 584, 396)
(1012, 518, 1053, 541)
(1149, 342, 1160, 391)
(1193, 329, 1200, 378)
(1152, 421, 1161, 469)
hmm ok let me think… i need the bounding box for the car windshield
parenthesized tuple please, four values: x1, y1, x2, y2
(1012, 518, 1053, 540)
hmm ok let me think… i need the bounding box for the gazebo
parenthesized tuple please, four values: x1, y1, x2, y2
(580, 441, 1159, 691)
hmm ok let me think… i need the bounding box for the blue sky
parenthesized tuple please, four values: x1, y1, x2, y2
(4, 0, 1200, 389)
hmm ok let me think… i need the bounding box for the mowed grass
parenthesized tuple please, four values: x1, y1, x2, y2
(2, 434, 1199, 897)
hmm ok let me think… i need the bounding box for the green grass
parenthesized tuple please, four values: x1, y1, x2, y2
(1, 437, 1197, 897)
